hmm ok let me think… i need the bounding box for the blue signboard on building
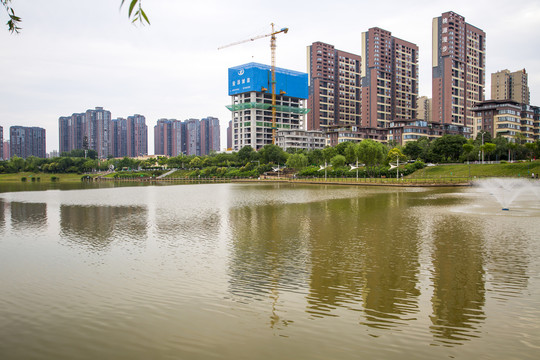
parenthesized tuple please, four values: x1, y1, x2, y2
(228, 62, 308, 99)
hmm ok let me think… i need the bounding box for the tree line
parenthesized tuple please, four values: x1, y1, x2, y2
(1, 134, 539, 178)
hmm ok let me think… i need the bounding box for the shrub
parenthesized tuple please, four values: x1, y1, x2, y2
(21, 177, 27, 182)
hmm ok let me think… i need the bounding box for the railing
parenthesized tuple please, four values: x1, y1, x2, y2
(96, 175, 472, 186)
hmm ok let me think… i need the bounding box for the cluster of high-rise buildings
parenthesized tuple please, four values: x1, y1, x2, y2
(154, 117, 220, 157)
(227, 11, 538, 151)
(59, 107, 148, 159)
(0, 125, 46, 160)
(0, 108, 221, 160)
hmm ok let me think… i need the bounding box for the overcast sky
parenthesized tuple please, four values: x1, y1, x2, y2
(1, 0, 539, 154)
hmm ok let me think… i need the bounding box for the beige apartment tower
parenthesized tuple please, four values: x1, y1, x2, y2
(417, 96, 432, 122)
(491, 69, 530, 105)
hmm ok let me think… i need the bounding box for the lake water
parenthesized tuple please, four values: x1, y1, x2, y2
(1, 182, 539, 359)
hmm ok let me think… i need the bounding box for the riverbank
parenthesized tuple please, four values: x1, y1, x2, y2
(1, 161, 538, 186)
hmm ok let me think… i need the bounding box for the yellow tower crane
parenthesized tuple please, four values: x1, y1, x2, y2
(218, 23, 289, 145)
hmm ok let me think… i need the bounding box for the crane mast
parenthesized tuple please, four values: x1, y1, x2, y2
(218, 23, 288, 145)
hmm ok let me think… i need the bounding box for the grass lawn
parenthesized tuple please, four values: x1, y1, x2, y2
(0, 172, 93, 183)
(409, 161, 540, 179)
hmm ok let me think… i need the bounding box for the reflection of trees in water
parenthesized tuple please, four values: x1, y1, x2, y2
(429, 216, 486, 346)
(60, 205, 147, 250)
(11, 202, 47, 230)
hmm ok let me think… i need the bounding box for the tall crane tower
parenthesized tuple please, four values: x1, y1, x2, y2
(218, 23, 289, 145)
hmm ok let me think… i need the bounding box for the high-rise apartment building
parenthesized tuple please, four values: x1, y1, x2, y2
(60, 108, 147, 158)
(154, 119, 184, 157)
(491, 69, 530, 105)
(0, 126, 3, 160)
(200, 117, 220, 155)
(432, 11, 486, 128)
(154, 117, 219, 157)
(126, 115, 148, 157)
(10, 126, 46, 159)
(361, 27, 419, 128)
(3, 141, 9, 160)
(111, 118, 128, 158)
(227, 62, 309, 150)
(306, 42, 362, 130)
(85, 107, 112, 159)
(59, 113, 85, 154)
(417, 96, 432, 122)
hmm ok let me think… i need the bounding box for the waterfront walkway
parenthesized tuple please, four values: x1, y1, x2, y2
(97, 176, 472, 187)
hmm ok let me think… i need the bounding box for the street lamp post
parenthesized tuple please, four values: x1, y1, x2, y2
(480, 131, 486, 165)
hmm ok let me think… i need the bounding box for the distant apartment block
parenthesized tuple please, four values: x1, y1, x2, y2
(471, 100, 539, 143)
(59, 107, 112, 158)
(432, 11, 486, 128)
(276, 129, 326, 151)
(154, 119, 185, 157)
(200, 117, 220, 155)
(3, 140, 10, 160)
(10, 126, 46, 159)
(491, 69, 530, 105)
(154, 117, 220, 157)
(361, 27, 419, 128)
(417, 96, 432, 122)
(227, 120, 232, 150)
(306, 42, 362, 130)
(227, 62, 309, 151)
(60, 107, 148, 158)
(111, 115, 148, 158)
(0, 126, 3, 159)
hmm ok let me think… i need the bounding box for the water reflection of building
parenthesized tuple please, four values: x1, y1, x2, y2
(357, 194, 421, 329)
(60, 205, 147, 250)
(228, 202, 310, 329)
(0, 199, 5, 230)
(227, 191, 422, 330)
(10, 202, 47, 230)
(303, 193, 421, 328)
(429, 216, 486, 345)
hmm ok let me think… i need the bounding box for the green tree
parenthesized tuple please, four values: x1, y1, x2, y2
(431, 134, 467, 162)
(307, 149, 323, 165)
(386, 147, 407, 164)
(286, 153, 308, 170)
(462, 142, 475, 163)
(330, 154, 346, 169)
(482, 143, 496, 161)
(357, 139, 386, 176)
(259, 144, 287, 165)
(238, 145, 256, 164)
(321, 146, 337, 162)
(189, 157, 203, 169)
(403, 137, 430, 161)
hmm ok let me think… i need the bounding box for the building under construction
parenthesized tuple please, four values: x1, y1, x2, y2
(227, 62, 309, 151)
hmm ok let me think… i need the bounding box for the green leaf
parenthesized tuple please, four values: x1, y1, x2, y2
(128, 0, 138, 17)
(141, 9, 150, 25)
